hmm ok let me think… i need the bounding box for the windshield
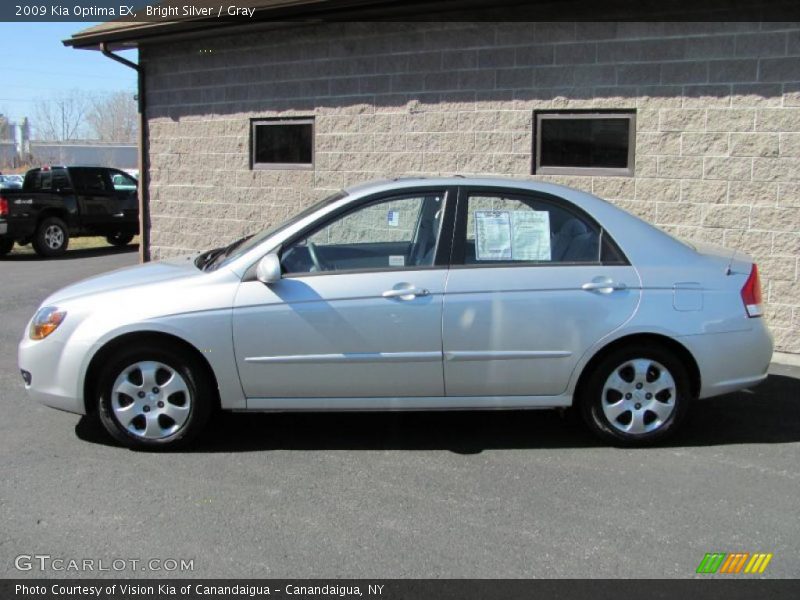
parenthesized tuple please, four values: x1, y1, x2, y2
(198, 190, 347, 271)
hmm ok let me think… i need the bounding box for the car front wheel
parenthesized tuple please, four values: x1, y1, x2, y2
(97, 343, 213, 450)
(580, 344, 690, 446)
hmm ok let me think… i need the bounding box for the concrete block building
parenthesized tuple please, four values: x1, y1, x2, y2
(68, 6, 800, 354)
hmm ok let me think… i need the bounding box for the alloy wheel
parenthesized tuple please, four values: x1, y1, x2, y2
(600, 358, 677, 435)
(44, 225, 64, 250)
(110, 361, 192, 440)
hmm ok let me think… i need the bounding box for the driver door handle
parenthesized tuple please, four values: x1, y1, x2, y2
(382, 287, 430, 300)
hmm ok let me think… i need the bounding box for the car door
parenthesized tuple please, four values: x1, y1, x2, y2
(108, 169, 139, 225)
(70, 167, 126, 230)
(442, 187, 641, 398)
(232, 188, 453, 405)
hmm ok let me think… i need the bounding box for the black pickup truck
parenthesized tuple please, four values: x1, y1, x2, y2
(0, 166, 139, 257)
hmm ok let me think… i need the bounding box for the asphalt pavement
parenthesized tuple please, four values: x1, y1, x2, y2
(1, 247, 798, 579)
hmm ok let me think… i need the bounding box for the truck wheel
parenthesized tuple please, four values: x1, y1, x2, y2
(106, 232, 134, 247)
(33, 217, 69, 257)
(0, 238, 13, 256)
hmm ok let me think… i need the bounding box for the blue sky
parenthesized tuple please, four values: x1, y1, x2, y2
(0, 22, 137, 124)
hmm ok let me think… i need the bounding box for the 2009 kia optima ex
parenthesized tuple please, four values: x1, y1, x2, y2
(19, 178, 773, 449)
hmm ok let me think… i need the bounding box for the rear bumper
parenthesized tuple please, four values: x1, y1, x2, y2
(0, 217, 35, 239)
(679, 322, 774, 399)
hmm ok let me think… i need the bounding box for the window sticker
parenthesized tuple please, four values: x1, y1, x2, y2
(474, 210, 552, 261)
(510, 210, 551, 261)
(475, 211, 512, 260)
(387, 210, 400, 227)
(388, 255, 405, 267)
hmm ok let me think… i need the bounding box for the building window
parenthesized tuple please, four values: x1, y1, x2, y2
(251, 118, 314, 169)
(534, 111, 636, 177)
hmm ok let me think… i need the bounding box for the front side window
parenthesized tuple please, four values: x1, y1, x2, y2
(72, 168, 111, 194)
(535, 111, 635, 176)
(251, 118, 314, 169)
(281, 192, 445, 275)
(111, 171, 137, 191)
(459, 193, 623, 266)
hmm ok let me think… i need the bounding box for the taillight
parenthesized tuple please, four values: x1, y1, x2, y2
(741, 263, 763, 318)
(0, 197, 7, 216)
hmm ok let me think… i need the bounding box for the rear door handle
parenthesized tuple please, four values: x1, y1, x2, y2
(382, 287, 430, 300)
(581, 281, 627, 293)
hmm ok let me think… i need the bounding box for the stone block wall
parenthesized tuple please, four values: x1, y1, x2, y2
(143, 21, 800, 353)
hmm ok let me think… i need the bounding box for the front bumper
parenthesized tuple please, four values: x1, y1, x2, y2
(18, 335, 87, 415)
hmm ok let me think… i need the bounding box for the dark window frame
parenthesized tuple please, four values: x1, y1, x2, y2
(250, 117, 315, 170)
(275, 186, 457, 279)
(450, 186, 630, 269)
(533, 110, 636, 177)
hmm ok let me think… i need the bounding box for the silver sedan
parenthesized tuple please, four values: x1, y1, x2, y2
(18, 177, 773, 449)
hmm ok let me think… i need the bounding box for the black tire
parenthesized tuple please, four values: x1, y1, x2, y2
(97, 342, 214, 450)
(32, 217, 69, 257)
(106, 232, 134, 247)
(0, 237, 13, 256)
(579, 343, 691, 446)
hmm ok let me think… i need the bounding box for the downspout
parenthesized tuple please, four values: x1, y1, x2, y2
(100, 42, 150, 263)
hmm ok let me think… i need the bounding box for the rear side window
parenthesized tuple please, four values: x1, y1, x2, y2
(52, 169, 71, 190)
(23, 169, 71, 192)
(457, 192, 625, 266)
(23, 170, 49, 192)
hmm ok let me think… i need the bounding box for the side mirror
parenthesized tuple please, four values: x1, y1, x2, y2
(256, 253, 282, 284)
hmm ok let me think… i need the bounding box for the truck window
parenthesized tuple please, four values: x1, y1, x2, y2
(22, 170, 38, 191)
(111, 171, 137, 192)
(39, 171, 52, 191)
(52, 169, 71, 191)
(72, 168, 111, 194)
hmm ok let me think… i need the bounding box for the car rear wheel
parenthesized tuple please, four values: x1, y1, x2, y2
(97, 343, 213, 450)
(106, 232, 134, 247)
(580, 344, 690, 446)
(0, 238, 13, 255)
(33, 217, 69, 257)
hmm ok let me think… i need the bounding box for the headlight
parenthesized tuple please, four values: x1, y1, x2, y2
(29, 307, 67, 340)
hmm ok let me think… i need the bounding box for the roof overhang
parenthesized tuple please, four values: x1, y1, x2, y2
(63, 0, 800, 50)
(63, 0, 528, 50)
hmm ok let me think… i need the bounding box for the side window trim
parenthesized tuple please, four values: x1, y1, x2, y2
(278, 186, 455, 278)
(451, 186, 629, 268)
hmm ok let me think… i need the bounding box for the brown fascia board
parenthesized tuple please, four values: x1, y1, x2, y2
(62, 0, 430, 48)
(63, 0, 542, 49)
(65, 0, 798, 49)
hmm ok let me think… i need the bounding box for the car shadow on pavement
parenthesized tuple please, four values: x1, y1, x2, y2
(75, 371, 800, 453)
(0, 244, 138, 261)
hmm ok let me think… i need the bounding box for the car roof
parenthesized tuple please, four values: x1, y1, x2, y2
(344, 175, 610, 201)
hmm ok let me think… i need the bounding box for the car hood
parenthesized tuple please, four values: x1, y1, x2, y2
(43, 254, 202, 306)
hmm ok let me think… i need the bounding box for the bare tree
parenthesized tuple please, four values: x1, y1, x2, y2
(33, 91, 91, 141)
(86, 91, 138, 142)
